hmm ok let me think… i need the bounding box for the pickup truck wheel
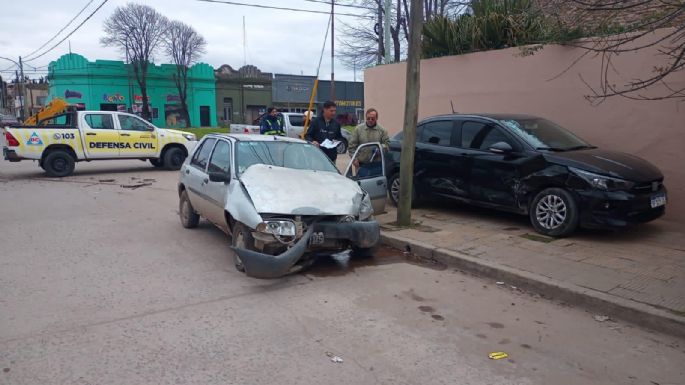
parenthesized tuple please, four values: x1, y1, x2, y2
(179, 190, 200, 229)
(43, 150, 75, 177)
(231, 222, 255, 273)
(150, 158, 164, 168)
(163, 147, 185, 170)
(336, 138, 348, 154)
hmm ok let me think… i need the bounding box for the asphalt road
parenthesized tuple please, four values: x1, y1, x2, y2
(1, 159, 683, 385)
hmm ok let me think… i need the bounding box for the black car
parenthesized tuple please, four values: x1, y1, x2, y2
(386, 114, 667, 237)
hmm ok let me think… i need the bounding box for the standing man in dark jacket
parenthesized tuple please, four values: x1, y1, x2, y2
(305, 101, 343, 162)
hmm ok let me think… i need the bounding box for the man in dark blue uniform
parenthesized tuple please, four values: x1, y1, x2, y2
(260, 107, 285, 136)
(304, 101, 343, 162)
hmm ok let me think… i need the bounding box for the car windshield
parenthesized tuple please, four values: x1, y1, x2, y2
(499, 117, 593, 151)
(236, 140, 339, 175)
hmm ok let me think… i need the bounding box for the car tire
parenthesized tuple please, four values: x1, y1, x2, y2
(529, 188, 579, 237)
(163, 147, 185, 170)
(231, 222, 256, 273)
(150, 158, 164, 168)
(388, 172, 417, 207)
(179, 190, 200, 229)
(43, 150, 75, 177)
(337, 138, 348, 154)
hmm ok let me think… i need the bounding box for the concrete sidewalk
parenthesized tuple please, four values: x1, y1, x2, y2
(376, 202, 685, 336)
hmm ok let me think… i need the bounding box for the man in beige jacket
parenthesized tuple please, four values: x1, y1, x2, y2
(348, 108, 390, 177)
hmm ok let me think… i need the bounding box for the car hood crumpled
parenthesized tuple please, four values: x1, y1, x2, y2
(239, 164, 365, 216)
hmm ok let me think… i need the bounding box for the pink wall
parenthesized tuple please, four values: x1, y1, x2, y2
(365, 29, 685, 224)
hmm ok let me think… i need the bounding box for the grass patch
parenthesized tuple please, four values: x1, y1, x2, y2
(183, 127, 230, 139)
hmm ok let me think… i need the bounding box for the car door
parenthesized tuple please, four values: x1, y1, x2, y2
(344, 142, 387, 214)
(115, 114, 159, 158)
(414, 120, 469, 199)
(202, 139, 232, 231)
(81, 113, 120, 159)
(184, 137, 217, 218)
(462, 121, 527, 208)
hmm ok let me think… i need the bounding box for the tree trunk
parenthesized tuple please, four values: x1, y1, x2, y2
(397, 0, 423, 226)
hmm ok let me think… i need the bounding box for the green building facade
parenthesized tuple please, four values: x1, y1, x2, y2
(48, 53, 217, 128)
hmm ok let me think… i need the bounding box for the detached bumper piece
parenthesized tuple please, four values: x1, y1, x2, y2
(232, 226, 314, 279)
(231, 220, 380, 279)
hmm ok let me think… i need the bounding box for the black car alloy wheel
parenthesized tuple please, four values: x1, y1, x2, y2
(530, 188, 579, 237)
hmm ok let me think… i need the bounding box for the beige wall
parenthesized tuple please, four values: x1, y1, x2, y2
(365, 29, 685, 224)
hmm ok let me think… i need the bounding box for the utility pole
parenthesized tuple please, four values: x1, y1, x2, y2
(396, 0, 423, 226)
(384, 0, 392, 63)
(330, 0, 335, 101)
(18, 56, 28, 121)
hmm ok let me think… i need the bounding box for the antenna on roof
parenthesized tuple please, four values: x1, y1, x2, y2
(450, 100, 457, 114)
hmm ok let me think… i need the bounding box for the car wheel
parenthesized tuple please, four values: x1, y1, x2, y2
(150, 158, 164, 168)
(337, 138, 348, 154)
(179, 190, 200, 229)
(388, 172, 417, 207)
(231, 222, 256, 273)
(163, 147, 185, 170)
(530, 188, 579, 237)
(43, 150, 75, 177)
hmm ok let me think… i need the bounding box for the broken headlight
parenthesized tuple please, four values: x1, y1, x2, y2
(570, 167, 635, 191)
(358, 193, 373, 221)
(256, 220, 297, 236)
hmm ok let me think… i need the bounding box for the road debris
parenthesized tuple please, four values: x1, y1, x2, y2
(325, 351, 344, 363)
(98, 179, 115, 183)
(593, 315, 610, 322)
(120, 182, 152, 190)
(496, 281, 505, 285)
(488, 351, 509, 360)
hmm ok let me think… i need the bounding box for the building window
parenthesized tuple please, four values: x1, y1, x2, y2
(222, 97, 233, 122)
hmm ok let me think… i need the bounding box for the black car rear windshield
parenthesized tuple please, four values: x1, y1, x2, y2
(499, 118, 592, 151)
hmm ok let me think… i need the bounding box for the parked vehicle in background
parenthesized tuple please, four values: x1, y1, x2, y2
(387, 113, 667, 237)
(2, 108, 197, 177)
(0, 113, 19, 125)
(177, 134, 386, 278)
(230, 112, 350, 153)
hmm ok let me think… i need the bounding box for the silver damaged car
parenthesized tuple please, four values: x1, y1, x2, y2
(177, 134, 387, 278)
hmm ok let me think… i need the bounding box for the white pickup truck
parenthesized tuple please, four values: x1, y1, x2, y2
(230, 112, 350, 153)
(2, 109, 197, 177)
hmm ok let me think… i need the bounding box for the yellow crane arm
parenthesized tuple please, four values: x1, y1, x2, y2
(24, 98, 69, 126)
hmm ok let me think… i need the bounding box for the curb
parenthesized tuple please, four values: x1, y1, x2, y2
(381, 232, 685, 339)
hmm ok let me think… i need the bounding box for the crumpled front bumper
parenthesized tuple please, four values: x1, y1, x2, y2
(232, 220, 380, 279)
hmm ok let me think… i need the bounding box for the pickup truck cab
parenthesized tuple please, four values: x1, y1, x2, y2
(230, 112, 350, 153)
(2, 109, 197, 177)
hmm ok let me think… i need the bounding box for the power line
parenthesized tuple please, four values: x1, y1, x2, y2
(23, 0, 96, 61)
(24, 0, 109, 63)
(300, 0, 375, 11)
(196, 0, 374, 18)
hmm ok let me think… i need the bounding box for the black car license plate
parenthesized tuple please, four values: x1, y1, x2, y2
(650, 192, 667, 208)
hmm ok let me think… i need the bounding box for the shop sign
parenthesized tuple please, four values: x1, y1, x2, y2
(336, 100, 362, 107)
(103, 93, 125, 103)
(64, 89, 82, 99)
(166, 94, 181, 102)
(134, 94, 151, 103)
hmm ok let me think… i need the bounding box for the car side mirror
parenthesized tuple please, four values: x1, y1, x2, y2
(208, 171, 231, 183)
(489, 141, 513, 154)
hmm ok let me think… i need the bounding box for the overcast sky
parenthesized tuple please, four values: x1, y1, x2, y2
(0, 0, 366, 81)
